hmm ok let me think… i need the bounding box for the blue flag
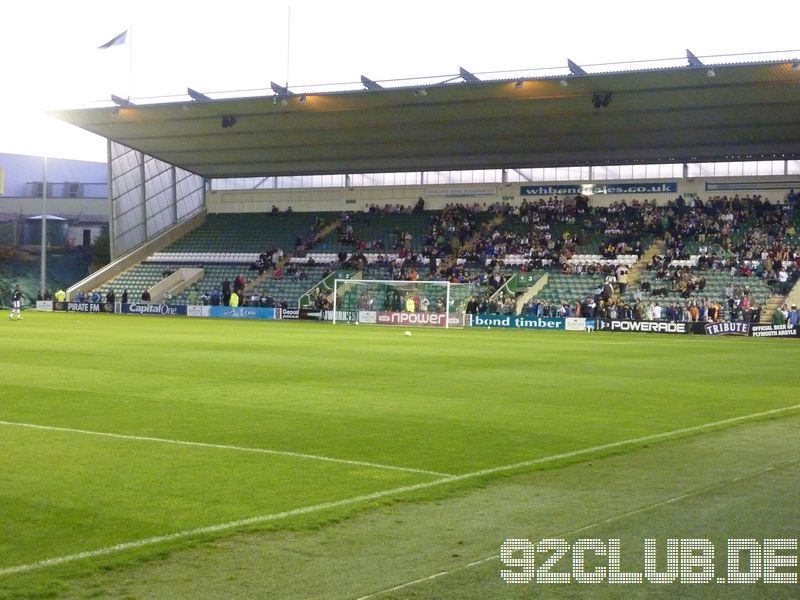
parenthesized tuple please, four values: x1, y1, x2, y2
(98, 30, 127, 49)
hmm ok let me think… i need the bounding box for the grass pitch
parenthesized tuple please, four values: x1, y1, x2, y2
(1, 312, 799, 598)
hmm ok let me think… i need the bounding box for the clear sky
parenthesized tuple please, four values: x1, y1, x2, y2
(2, 0, 798, 162)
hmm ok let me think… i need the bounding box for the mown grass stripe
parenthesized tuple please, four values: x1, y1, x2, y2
(3, 402, 798, 578)
(0, 420, 452, 478)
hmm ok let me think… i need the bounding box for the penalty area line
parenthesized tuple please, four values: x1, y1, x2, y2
(1, 402, 799, 578)
(0, 419, 451, 478)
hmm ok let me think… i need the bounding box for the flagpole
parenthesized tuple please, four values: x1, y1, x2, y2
(128, 24, 133, 100)
(286, 7, 291, 89)
(40, 148, 48, 298)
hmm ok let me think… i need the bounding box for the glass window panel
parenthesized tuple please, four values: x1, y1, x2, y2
(553, 167, 568, 181)
(663, 164, 680, 178)
(205, 159, 800, 192)
(740, 162, 757, 176)
(759, 160, 783, 175)
(569, 166, 590, 180)
(694, 162, 713, 177)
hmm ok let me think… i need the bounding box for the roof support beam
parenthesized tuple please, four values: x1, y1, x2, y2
(686, 49, 704, 67)
(187, 88, 211, 102)
(686, 50, 715, 77)
(111, 94, 133, 107)
(512, 168, 533, 183)
(459, 67, 480, 82)
(567, 59, 587, 76)
(270, 81, 293, 96)
(360, 75, 383, 90)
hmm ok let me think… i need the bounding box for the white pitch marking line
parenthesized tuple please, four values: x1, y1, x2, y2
(354, 455, 800, 599)
(1, 402, 799, 578)
(0, 420, 452, 478)
(356, 570, 449, 599)
(0, 477, 456, 577)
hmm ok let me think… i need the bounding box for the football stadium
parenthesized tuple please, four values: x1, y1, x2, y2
(2, 41, 800, 600)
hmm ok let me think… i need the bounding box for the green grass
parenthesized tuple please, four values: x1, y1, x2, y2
(56, 415, 800, 600)
(1, 312, 799, 598)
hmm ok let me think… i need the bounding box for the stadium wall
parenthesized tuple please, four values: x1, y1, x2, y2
(206, 175, 800, 213)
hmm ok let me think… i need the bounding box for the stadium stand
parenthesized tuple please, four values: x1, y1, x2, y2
(64, 190, 800, 326)
(165, 212, 334, 253)
(316, 210, 431, 254)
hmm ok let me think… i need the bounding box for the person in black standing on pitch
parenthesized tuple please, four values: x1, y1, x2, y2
(9, 285, 24, 320)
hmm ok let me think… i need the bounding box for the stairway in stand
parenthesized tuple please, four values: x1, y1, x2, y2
(311, 218, 342, 248)
(758, 274, 800, 322)
(759, 293, 786, 323)
(438, 212, 507, 274)
(626, 239, 665, 287)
